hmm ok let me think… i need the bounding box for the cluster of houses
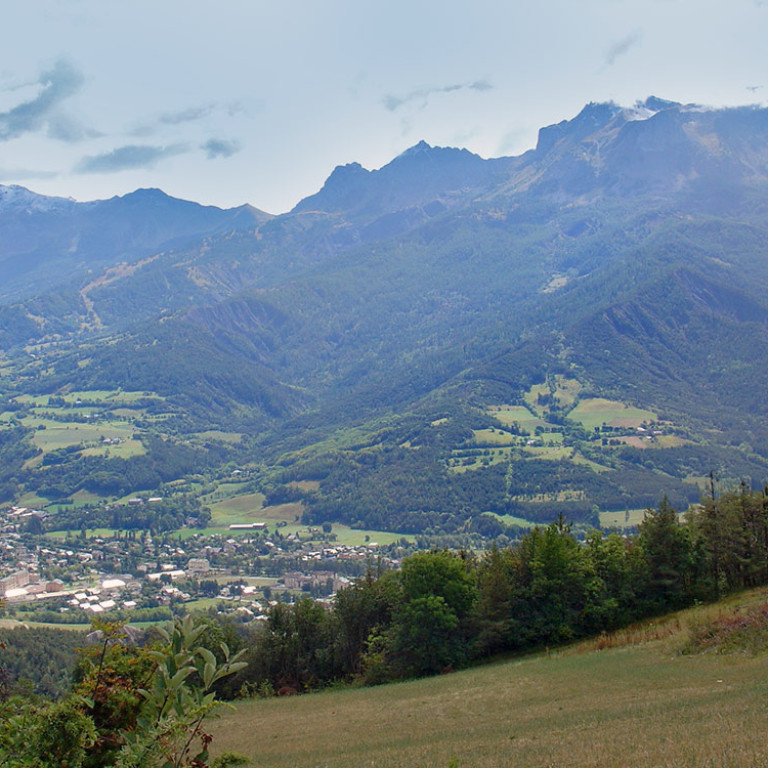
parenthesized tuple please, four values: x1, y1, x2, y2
(0, 503, 403, 621)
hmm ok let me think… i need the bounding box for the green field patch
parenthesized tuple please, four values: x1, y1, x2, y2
(521, 445, 574, 461)
(610, 433, 689, 450)
(472, 428, 516, 446)
(45, 527, 121, 539)
(488, 404, 547, 430)
(489, 513, 537, 529)
(208, 491, 267, 526)
(108, 408, 143, 418)
(613, 435, 653, 449)
(260, 503, 304, 523)
(80, 438, 146, 459)
(182, 597, 228, 612)
(205, 576, 278, 586)
(330, 524, 415, 547)
(569, 398, 656, 431)
(63, 390, 161, 404)
(16, 491, 53, 508)
(0, 620, 91, 631)
(449, 450, 510, 473)
(22, 454, 43, 470)
(600, 508, 653, 528)
(655, 435, 690, 448)
(27, 420, 138, 454)
(69, 489, 102, 505)
(13, 394, 50, 406)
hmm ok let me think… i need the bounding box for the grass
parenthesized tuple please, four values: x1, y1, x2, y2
(487, 405, 546, 430)
(568, 398, 657, 431)
(490, 513, 537, 529)
(330, 525, 414, 547)
(599, 508, 650, 528)
(472, 428, 516, 446)
(207, 492, 269, 527)
(210, 593, 768, 767)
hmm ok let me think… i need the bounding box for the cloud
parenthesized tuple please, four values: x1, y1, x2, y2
(0, 59, 92, 142)
(201, 138, 241, 159)
(74, 144, 188, 174)
(159, 105, 215, 126)
(130, 104, 216, 137)
(604, 31, 642, 67)
(383, 80, 493, 111)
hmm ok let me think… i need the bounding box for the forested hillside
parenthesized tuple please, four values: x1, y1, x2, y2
(3, 98, 768, 530)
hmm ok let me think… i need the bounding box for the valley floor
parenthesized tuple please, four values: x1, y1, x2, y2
(211, 605, 768, 768)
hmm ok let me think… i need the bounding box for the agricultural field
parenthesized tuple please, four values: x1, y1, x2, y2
(599, 508, 652, 528)
(7, 389, 171, 465)
(487, 404, 546, 431)
(329, 524, 413, 547)
(568, 397, 657, 431)
(210, 593, 768, 768)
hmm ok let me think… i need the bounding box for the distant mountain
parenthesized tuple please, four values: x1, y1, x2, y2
(0, 185, 271, 300)
(4, 98, 768, 529)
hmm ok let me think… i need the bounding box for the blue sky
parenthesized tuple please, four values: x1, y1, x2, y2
(1, 0, 766, 213)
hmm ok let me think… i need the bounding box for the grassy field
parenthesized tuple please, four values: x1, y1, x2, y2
(599, 508, 651, 528)
(488, 405, 546, 430)
(207, 492, 269, 527)
(472, 428, 517, 446)
(569, 398, 657, 431)
(330, 524, 414, 547)
(211, 595, 768, 767)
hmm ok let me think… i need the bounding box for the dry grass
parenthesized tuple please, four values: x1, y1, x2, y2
(211, 594, 768, 768)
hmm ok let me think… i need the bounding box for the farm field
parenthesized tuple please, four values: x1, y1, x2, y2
(207, 492, 269, 526)
(211, 595, 768, 768)
(488, 404, 546, 430)
(599, 508, 651, 528)
(568, 398, 657, 431)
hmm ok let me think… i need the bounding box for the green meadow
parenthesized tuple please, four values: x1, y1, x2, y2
(568, 398, 657, 431)
(211, 592, 768, 768)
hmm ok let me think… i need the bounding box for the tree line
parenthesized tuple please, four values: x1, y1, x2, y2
(228, 486, 768, 692)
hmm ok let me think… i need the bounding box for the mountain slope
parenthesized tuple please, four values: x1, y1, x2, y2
(4, 98, 768, 526)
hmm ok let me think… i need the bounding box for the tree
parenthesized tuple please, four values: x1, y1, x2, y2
(390, 551, 477, 676)
(638, 497, 693, 610)
(0, 616, 247, 768)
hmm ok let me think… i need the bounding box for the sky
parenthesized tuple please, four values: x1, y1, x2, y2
(1, 0, 766, 214)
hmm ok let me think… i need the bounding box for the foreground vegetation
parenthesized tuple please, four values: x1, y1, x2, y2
(223, 487, 768, 693)
(210, 591, 768, 768)
(6, 486, 768, 765)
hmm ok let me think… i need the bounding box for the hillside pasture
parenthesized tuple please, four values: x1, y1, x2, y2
(329, 524, 414, 547)
(487, 404, 545, 430)
(568, 397, 656, 431)
(211, 596, 768, 768)
(207, 491, 269, 527)
(472, 428, 517, 446)
(599, 508, 651, 528)
(26, 419, 144, 458)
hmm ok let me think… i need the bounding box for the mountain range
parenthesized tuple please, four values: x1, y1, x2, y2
(3, 96, 768, 533)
